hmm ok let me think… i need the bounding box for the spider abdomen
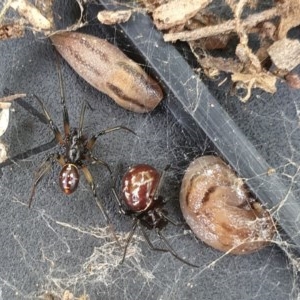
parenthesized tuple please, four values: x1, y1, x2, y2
(59, 164, 80, 195)
(122, 164, 160, 212)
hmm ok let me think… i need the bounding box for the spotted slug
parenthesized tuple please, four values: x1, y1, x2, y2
(50, 32, 163, 113)
(180, 156, 275, 255)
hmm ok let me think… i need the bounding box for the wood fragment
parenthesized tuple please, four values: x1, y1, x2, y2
(140, 0, 167, 12)
(153, 0, 212, 30)
(235, 43, 261, 73)
(10, 0, 52, 31)
(97, 9, 132, 25)
(268, 38, 300, 72)
(164, 7, 279, 42)
(277, 1, 300, 40)
(34, 0, 54, 28)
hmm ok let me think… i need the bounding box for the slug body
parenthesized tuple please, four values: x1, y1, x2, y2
(180, 156, 275, 255)
(51, 32, 163, 113)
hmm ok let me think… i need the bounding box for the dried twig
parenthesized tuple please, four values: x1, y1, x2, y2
(0, 93, 26, 103)
(164, 7, 279, 42)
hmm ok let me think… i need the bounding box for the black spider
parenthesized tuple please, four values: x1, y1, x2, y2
(113, 164, 199, 267)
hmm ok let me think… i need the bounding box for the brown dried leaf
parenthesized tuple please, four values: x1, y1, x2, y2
(97, 9, 132, 25)
(153, 0, 212, 30)
(268, 38, 300, 72)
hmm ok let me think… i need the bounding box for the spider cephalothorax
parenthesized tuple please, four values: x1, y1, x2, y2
(64, 128, 88, 164)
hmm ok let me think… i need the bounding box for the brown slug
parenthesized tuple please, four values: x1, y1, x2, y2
(180, 156, 275, 255)
(50, 32, 163, 113)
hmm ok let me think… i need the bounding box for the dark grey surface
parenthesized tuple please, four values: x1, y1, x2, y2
(0, 1, 298, 300)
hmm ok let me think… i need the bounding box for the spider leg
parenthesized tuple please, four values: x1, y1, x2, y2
(110, 164, 127, 214)
(90, 155, 112, 175)
(78, 102, 87, 137)
(120, 218, 138, 264)
(111, 185, 127, 215)
(156, 229, 199, 268)
(138, 221, 168, 253)
(153, 165, 170, 201)
(159, 211, 184, 226)
(28, 153, 63, 208)
(81, 165, 120, 246)
(55, 53, 70, 136)
(33, 95, 64, 145)
(86, 126, 136, 150)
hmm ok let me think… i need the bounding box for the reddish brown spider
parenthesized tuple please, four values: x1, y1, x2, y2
(28, 65, 134, 235)
(113, 164, 199, 267)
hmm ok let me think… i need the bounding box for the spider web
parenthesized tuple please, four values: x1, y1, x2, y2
(0, 0, 299, 299)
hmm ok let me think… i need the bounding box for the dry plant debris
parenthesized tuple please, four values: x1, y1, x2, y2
(0, 0, 85, 40)
(97, 9, 132, 25)
(153, 0, 212, 30)
(0, 93, 25, 162)
(0, 21, 24, 40)
(41, 290, 89, 300)
(0, 0, 54, 39)
(10, 0, 52, 31)
(138, 0, 300, 101)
